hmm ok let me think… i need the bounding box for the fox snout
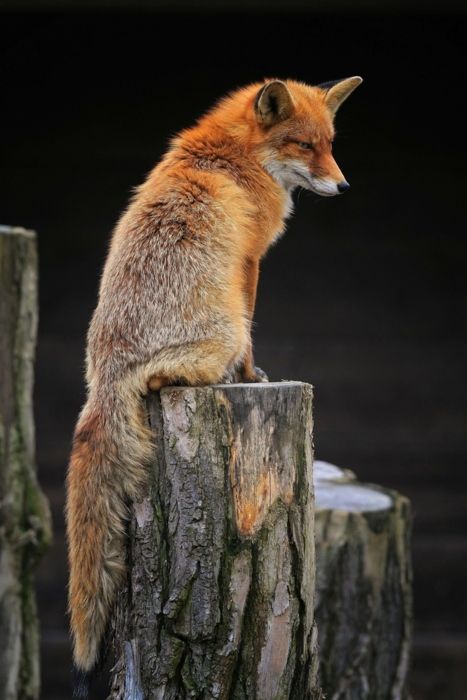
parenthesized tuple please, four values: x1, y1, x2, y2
(308, 152, 350, 197)
(309, 177, 350, 196)
(307, 175, 349, 197)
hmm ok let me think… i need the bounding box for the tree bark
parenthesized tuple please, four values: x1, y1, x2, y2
(109, 382, 321, 700)
(314, 460, 412, 700)
(0, 226, 52, 700)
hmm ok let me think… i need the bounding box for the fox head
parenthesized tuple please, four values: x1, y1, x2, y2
(251, 77, 362, 196)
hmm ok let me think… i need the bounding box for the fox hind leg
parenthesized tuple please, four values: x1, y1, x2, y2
(147, 375, 175, 392)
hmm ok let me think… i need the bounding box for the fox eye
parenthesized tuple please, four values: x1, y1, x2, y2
(297, 141, 314, 150)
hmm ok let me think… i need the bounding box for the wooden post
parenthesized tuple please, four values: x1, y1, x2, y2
(0, 227, 52, 700)
(109, 382, 321, 700)
(314, 460, 412, 700)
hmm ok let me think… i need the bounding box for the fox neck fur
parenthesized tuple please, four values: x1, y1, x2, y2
(146, 92, 294, 256)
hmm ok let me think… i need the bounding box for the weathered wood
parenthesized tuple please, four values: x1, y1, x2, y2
(314, 460, 412, 700)
(110, 382, 321, 700)
(0, 226, 52, 700)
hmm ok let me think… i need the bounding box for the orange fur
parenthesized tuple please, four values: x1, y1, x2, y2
(66, 76, 362, 672)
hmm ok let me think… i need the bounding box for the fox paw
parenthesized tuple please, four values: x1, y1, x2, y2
(243, 366, 269, 383)
(221, 366, 269, 384)
(221, 369, 238, 384)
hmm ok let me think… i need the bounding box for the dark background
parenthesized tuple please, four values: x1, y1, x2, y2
(1, 3, 466, 698)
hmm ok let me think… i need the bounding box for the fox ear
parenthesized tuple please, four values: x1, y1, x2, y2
(255, 81, 295, 127)
(319, 76, 363, 115)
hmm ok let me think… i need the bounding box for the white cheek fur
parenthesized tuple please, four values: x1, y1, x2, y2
(264, 158, 309, 191)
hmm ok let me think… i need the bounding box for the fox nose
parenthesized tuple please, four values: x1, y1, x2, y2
(337, 180, 351, 193)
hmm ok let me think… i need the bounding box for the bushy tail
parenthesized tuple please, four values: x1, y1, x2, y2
(66, 379, 153, 674)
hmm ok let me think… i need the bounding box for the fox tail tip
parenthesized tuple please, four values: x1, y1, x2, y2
(72, 666, 93, 698)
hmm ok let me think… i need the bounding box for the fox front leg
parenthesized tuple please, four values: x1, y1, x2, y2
(238, 256, 268, 383)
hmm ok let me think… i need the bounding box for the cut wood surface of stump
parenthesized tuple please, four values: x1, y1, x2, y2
(110, 382, 321, 700)
(314, 460, 412, 700)
(0, 226, 52, 700)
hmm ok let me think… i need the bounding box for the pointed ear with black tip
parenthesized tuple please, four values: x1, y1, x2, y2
(319, 76, 363, 115)
(254, 81, 295, 127)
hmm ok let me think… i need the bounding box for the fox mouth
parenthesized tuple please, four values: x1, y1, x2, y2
(290, 168, 338, 197)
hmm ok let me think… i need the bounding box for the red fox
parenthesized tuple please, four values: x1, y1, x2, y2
(66, 76, 362, 679)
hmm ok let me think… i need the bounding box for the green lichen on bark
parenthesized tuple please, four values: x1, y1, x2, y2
(0, 227, 52, 700)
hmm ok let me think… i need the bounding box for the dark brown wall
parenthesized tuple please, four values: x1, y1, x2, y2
(1, 8, 466, 699)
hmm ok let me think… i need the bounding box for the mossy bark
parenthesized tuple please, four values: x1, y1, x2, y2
(109, 382, 321, 700)
(0, 227, 52, 700)
(314, 461, 412, 700)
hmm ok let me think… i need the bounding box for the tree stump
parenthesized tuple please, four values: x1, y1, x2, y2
(313, 460, 412, 700)
(109, 382, 321, 700)
(0, 226, 52, 700)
